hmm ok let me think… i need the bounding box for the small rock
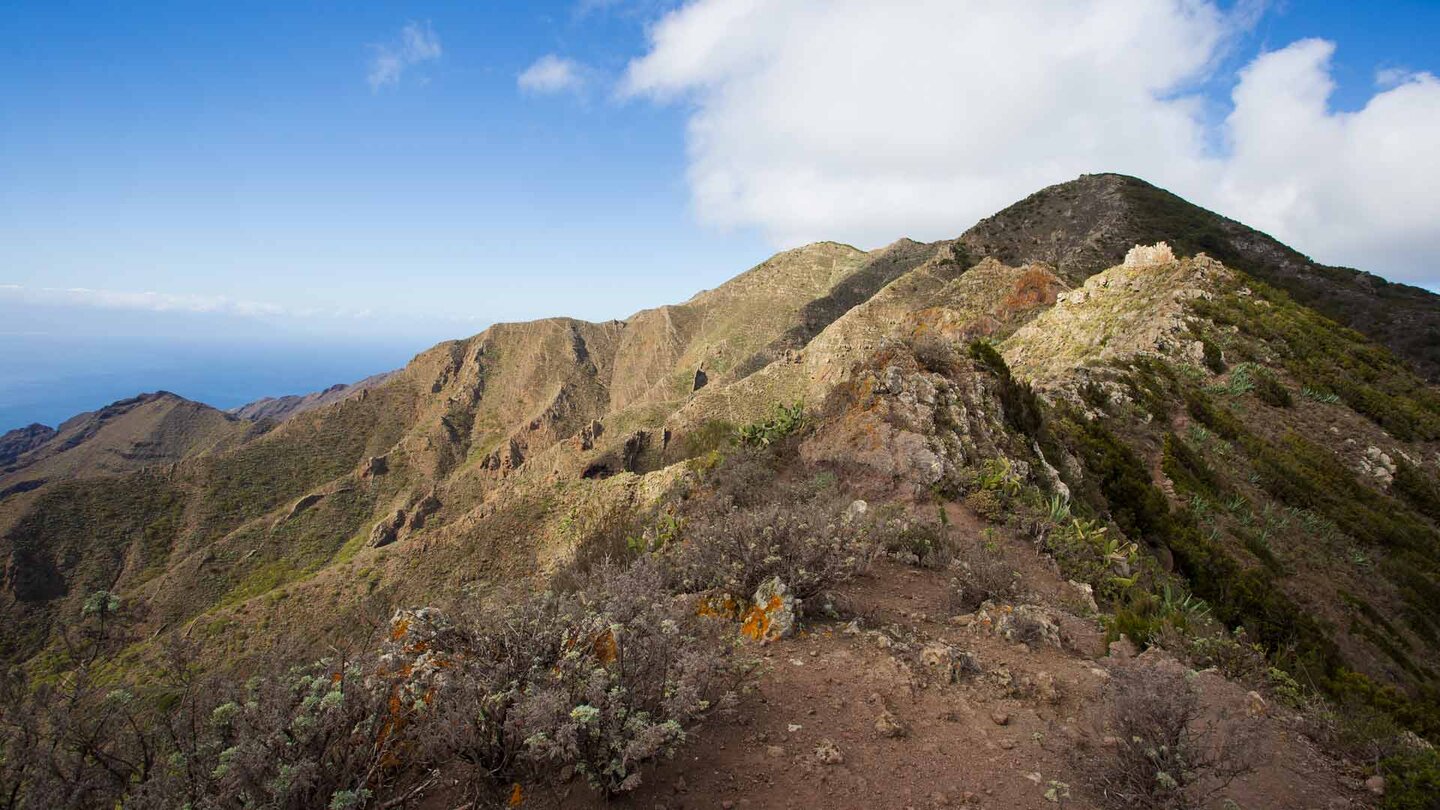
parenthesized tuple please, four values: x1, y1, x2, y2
(764, 745, 786, 759)
(1064, 580, 1099, 615)
(991, 710, 1010, 726)
(842, 499, 869, 525)
(1246, 690, 1269, 718)
(673, 776, 688, 794)
(743, 577, 798, 643)
(1032, 671, 1059, 703)
(875, 710, 907, 739)
(722, 801, 735, 810)
(814, 739, 845, 765)
(1365, 775, 1385, 796)
(950, 613, 974, 627)
(1108, 636, 1138, 659)
(998, 738, 1015, 750)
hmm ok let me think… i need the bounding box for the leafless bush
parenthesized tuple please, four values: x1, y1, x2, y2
(880, 518, 953, 568)
(668, 496, 877, 605)
(946, 540, 1021, 612)
(906, 331, 965, 376)
(1083, 662, 1256, 810)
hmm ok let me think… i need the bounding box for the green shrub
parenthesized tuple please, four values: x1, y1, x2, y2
(736, 402, 806, 447)
(678, 419, 737, 460)
(1200, 337, 1226, 374)
(1252, 368, 1293, 408)
(1393, 459, 1440, 523)
(1162, 433, 1223, 498)
(1381, 747, 1440, 809)
(969, 340, 1044, 436)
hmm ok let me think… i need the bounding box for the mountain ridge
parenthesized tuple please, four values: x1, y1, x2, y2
(3, 175, 1439, 808)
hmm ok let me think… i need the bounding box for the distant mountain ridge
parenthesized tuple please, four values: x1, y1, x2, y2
(228, 372, 396, 423)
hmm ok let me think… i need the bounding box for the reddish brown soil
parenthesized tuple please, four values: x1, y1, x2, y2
(520, 526, 1369, 810)
(416, 509, 1369, 810)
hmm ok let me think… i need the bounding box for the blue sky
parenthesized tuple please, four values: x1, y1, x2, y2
(0, 1, 771, 339)
(2, 0, 1438, 428)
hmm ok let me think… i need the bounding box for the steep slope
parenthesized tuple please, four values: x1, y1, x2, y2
(961, 173, 1440, 380)
(0, 244, 887, 665)
(2, 179, 1437, 748)
(663, 242, 1062, 439)
(5, 184, 1440, 807)
(1001, 246, 1440, 721)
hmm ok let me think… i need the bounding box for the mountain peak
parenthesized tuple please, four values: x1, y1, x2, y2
(961, 173, 1440, 379)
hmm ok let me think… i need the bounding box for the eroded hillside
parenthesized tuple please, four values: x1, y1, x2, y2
(3, 177, 1440, 809)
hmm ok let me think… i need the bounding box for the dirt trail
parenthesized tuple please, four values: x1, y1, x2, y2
(529, 518, 1368, 810)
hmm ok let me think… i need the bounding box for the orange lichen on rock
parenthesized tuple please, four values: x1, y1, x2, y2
(591, 628, 618, 666)
(389, 617, 411, 642)
(695, 593, 741, 620)
(739, 603, 773, 641)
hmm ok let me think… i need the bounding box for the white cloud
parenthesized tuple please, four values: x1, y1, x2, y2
(518, 54, 586, 94)
(623, 0, 1440, 287)
(0, 284, 330, 319)
(368, 21, 442, 91)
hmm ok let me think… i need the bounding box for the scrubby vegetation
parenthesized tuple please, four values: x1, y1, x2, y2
(1081, 662, 1255, 810)
(0, 434, 885, 809)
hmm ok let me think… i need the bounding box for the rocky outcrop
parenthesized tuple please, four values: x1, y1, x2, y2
(0, 424, 55, 469)
(369, 510, 407, 548)
(961, 172, 1440, 380)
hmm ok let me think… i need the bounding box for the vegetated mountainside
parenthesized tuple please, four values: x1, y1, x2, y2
(0, 392, 255, 499)
(961, 173, 1440, 381)
(228, 372, 396, 423)
(3, 178, 1440, 809)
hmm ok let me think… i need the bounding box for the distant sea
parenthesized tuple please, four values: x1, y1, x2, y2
(0, 334, 428, 432)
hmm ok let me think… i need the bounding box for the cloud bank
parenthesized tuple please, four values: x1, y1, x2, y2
(622, 0, 1440, 287)
(368, 21, 442, 91)
(0, 284, 344, 319)
(518, 55, 586, 94)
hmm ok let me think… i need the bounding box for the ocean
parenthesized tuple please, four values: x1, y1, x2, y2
(0, 334, 429, 431)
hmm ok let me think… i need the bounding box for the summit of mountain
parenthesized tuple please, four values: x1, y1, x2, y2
(960, 173, 1440, 380)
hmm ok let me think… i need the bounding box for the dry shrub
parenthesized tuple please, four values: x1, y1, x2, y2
(880, 517, 952, 568)
(1083, 662, 1256, 810)
(431, 557, 744, 796)
(668, 495, 877, 605)
(9, 556, 746, 809)
(906, 331, 965, 376)
(947, 539, 1021, 612)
